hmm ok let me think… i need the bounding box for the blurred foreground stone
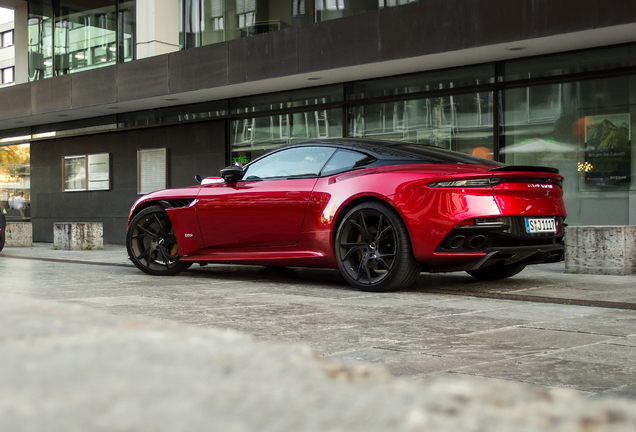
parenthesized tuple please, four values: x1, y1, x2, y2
(1, 296, 635, 432)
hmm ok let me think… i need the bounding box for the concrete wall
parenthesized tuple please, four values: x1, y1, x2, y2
(30, 120, 226, 245)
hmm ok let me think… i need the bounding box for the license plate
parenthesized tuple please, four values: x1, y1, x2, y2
(525, 218, 556, 234)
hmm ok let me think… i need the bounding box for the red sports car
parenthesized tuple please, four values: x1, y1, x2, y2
(126, 139, 566, 292)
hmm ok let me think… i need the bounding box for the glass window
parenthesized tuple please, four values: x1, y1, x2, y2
(231, 107, 343, 163)
(347, 64, 494, 100)
(1, 66, 13, 84)
(502, 75, 636, 226)
(1, 29, 13, 47)
(243, 146, 336, 180)
(231, 85, 343, 114)
(321, 149, 372, 176)
(503, 43, 636, 82)
(28, 0, 54, 80)
(0, 144, 30, 221)
(348, 90, 495, 158)
(28, 0, 134, 81)
(180, 0, 418, 49)
(118, 101, 228, 128)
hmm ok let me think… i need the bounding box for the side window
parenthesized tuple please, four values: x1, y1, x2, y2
(243, 146, 336, 180)
(321, 149, 375, 176)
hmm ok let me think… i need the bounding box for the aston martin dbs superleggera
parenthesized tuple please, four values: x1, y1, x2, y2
(126, 138, 566, 292)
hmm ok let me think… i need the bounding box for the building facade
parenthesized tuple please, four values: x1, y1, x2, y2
(0, 0, 636, 244)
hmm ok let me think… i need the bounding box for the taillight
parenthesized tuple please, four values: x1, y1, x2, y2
(428, 178, 496, 188)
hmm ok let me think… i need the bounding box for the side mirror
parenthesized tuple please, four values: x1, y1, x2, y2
(220, 165, 244, 182)
(194, 174, 202, 184)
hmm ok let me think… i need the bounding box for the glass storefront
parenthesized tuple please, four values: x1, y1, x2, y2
(28, 0, 135, 81)
(0, 144, 30, 221)
(502, 76, 636, 226)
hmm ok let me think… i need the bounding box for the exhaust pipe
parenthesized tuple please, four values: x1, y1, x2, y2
(447, 235, 466, 249)
(467, 235, 486, 249)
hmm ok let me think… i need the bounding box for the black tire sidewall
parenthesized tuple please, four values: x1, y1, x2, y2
(335, 201, 420, 292)
(126, 205, 189, 276)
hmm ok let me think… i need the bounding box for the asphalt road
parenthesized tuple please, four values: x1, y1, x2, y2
(2, 243, 636, 400)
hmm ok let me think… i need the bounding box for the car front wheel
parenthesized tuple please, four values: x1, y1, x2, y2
(126, 205, 191, 276)
(335, 202, 422, 292)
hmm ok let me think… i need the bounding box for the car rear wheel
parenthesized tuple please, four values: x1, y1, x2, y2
(466, 263, 526, 280)
(0, 233, 4, 252)
(335, 202, 422, 292)
(126, 205, 191, 276)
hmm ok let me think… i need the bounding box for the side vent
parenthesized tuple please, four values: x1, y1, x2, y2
(161, 199, 196, 209)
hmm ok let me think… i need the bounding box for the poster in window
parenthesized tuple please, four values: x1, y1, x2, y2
(584, 113, 631, 187)
(64, 156, 87, 191)
(138, 148, 167, 194)
(88, 153, 110, 190)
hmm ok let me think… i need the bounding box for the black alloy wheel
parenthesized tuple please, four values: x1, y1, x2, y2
(335, 202, 422, 292)
(466, 263, 526, 280)
(126, 205, 191, 276)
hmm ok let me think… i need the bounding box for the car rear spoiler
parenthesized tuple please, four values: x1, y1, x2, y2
(488, 165, 559, 174)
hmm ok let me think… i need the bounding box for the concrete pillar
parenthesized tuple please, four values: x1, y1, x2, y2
(53, 222, 103, 250)
(12, 3, 27, 85)
(565, 226, 636, 275)
(136, 0, 180, 58)
(5, 222, 32, 247)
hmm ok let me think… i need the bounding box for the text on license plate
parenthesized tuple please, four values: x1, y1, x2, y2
(525, 218, 556, 234)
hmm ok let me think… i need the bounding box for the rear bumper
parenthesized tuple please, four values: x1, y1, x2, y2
(430, 243, 564, 273)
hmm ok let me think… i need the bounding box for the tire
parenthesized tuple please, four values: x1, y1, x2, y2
(335, 202, 422, 292)
(126, 205, 191, 276)
(466, 263, 526, 280)
(0, 233, 4, 252)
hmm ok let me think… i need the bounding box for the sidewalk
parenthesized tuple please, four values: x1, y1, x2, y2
(1, 244, 636, 431)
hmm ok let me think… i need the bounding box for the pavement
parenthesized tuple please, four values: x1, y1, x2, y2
(1, 243, 636, 431)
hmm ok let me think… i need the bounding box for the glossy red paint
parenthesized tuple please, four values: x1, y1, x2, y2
(195, 178, 317, 249)
(130, 163, 565, 267)
(126, 139, 567, 290)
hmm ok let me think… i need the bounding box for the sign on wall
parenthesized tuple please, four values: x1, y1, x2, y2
(63, 153, 110, 192)
(584, 114, 631, 187)
(137, 148, 167, 194)
(88, 153, 110, 190)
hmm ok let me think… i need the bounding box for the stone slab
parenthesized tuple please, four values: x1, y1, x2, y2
(565, 226, 636, 275)
(5, 222, 32, 247)
(53, 222, 103, 250)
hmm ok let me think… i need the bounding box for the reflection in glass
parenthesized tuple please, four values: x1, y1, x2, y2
(0, 144, 30, 221)
(348, 91, 494, 157)
(231, 85, 342, 114)
(64, 156, 87, 191)
(502, 76, 636, 226)
(28, 0, 135, 81)
(230, 108, 343, 163)
(347, 64, 494, 100)
(504, 43, 636, 82)
(179, 0, 418, 49)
